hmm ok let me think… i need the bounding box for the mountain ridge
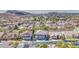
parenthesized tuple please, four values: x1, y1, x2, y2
(6, 10, 79, 17)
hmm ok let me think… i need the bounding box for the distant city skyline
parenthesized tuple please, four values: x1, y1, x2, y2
(1, 10, 79, 14)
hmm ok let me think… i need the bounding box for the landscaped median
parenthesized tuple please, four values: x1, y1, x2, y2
(56, 38, 79, 48)
(8, 40, 21, 48)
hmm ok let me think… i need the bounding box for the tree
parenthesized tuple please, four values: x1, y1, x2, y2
(56, 40, 65, 48)
(62, 34, 66, 40)
(36, 44, 48, 48)
(19, 28, 26, 33)
(14, 25, 18, 29)
(31, 24, 35, 41)
(40, 44, 48, 48)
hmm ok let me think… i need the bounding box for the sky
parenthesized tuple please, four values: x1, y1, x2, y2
(1, 10, 79, 14)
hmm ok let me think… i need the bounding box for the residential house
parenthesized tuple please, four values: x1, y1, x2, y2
(0, 32, 4, 40)
(72, 28, 79, 38)
(72, 30, 79, 38)
(73, 33, 79, 39)
(20, 31, 32, 41)
(34, 30, 49, 41)
(72, 20, 79, 27)
(49, 31, 62, 40)
(45, 21, 54, 27)
(35, 22, 41, 27)
(2, 32, 19, 40)
(61, 31, 75, 38)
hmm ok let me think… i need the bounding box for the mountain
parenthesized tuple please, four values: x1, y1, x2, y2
(6, 10, 79, 17)
(6, 10, 31, 16)
(0, 10, 79, 23)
